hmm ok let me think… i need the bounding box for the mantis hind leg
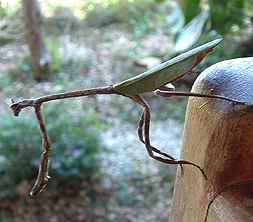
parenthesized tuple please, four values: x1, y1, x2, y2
(137, 110, 184, 175)
(138, 111, 176, 160)
(129, 95, 206, 179)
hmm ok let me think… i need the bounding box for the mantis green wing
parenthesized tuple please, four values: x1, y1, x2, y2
(113, 38, 222, 95)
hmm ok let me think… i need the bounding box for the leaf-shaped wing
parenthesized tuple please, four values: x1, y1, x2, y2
(113, 38, 222, 96)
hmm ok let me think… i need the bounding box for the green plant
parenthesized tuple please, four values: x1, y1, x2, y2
(179, 0, 246, 34)
(0, 103, 103, 198)
(10, 38, 94, 82)
(84, 0, 166, 37)
(176, 0, 248, 51)
(46, 40, 62, 74)
(180, 0, 201, 24)
(0, 4, 6, 17)
(36, 39, 62, 75)
(209, 0, 245, 35)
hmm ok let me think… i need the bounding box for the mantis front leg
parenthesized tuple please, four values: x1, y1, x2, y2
(31, 105, 51, 196)
(129, 95, 207, 179)
(155, 85, 246, 104)
(10, 86, 116, 196)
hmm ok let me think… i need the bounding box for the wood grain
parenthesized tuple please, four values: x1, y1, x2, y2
(170, 58, 253, 222)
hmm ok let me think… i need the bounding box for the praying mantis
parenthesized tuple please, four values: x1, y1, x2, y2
(10, 38, 245, 201)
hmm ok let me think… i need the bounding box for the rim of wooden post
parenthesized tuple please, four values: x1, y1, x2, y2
(170, 58, 253, 222)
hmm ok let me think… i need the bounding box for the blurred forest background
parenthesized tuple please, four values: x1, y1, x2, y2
(0, 0, 253, 221)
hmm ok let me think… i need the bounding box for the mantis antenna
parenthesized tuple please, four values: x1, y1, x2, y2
(10, 38, 246, 196)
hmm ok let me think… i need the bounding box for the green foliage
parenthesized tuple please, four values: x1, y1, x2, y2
(84, 0, 166, 37)
(175, 11, 209, 52)
(0, 211, 12, 222)
(179, 0, 247, 36)
(85, 3, 120, 27)
(45, 6, 81, 35)
(179, 0, 201, 24)
(0, 4, 6, 17)
(0, 1, 21, 17)
(176, 0, 248, 57)
(46, 40, 62, 74)
(0, 103, 103, 198)
(209, 0, 245, 34)
(10, 39, 94, 81)
(188, 31, 245, 70)
(17, 40, 62, 76)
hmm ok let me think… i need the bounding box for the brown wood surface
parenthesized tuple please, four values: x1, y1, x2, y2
(170, 58, 253, 222)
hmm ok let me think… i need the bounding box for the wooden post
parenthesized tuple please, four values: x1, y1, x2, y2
(170, 58, 253, 222)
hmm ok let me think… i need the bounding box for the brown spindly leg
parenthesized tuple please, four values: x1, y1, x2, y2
(129, 95, 206, 179)
(155, 88, 247, 105)
(10, 86, 115, 196)
(137, 111, 184, 174)
(138, 111, 176, 160)
(30, 105, 51, 196)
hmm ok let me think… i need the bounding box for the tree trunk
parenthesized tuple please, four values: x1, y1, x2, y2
(22, 0, 51, 81)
